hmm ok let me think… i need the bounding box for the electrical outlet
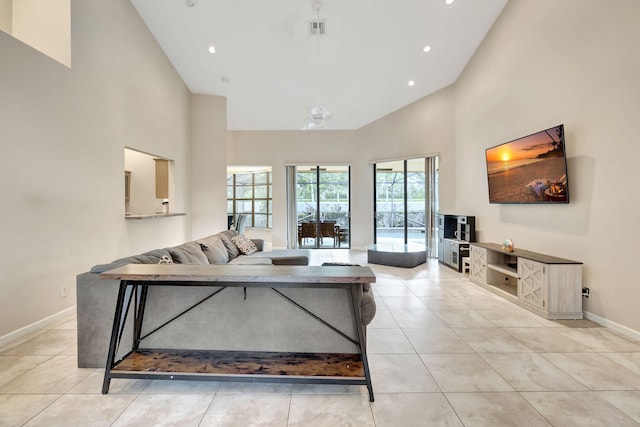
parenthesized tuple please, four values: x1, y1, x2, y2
(61, 286, 68, 298)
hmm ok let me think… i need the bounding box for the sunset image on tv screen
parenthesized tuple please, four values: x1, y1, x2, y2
(485, 125, 568, 204)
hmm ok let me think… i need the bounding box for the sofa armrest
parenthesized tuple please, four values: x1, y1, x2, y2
(251, 239, 264, 252)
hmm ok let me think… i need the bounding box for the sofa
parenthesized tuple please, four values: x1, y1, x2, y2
(88, 230, 309, 271)
(76, 230, 376, 368)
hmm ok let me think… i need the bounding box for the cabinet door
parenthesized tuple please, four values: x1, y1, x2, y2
(450, 242, 459, 269)
(469, 245, 487, 283)
(518, 258, 546, 309)
(442, 240, 451, 265)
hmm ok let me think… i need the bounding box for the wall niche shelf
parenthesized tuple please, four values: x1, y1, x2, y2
(125, 213, 186, 220)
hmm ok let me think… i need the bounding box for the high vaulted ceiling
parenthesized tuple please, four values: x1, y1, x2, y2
(131, 0, 508, 130)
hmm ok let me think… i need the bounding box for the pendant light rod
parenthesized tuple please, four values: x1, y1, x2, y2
(314, 1, 323, 107)
(304, 0, 330, 129)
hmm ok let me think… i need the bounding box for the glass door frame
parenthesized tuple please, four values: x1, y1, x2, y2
(373, 156, 437, 256)
(295, 165, 351, 249)
(373, 160, 410, 245)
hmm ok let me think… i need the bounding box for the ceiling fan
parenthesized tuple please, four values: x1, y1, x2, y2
(303, 106, 331, 130)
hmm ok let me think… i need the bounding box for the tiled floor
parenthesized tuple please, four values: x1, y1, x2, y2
(2, 250, 640, 426)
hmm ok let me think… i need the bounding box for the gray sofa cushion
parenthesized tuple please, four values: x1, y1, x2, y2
(167, 242, 209, 265)
(322, 262, 376, 325)
(219, 230, 241, 259)
(361, 288, 376, 325)
(251, 239, 264, 251)
(248, 250, 310, 266)
(197, 235, 229, 264)
(228, 257, 273, 265)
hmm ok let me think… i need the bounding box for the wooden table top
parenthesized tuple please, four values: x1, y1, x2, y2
(100, 263, 376, 284)
(471, 242, 582, 264)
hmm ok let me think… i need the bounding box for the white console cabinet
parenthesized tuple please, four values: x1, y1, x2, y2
(469, 243, 583, 319)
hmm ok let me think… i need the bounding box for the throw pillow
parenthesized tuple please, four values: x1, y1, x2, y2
(231, 234, 258, 255)
(158, 255, 173, 264)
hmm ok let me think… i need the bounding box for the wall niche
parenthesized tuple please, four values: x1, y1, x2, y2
(124, 147, 175, 217)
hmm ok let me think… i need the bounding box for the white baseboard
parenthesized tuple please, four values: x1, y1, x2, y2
(0, 306, 76, 348)
(583, 310, 640, 343)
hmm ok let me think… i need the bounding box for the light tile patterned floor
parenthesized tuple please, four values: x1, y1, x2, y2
(2, 250, 640, 426)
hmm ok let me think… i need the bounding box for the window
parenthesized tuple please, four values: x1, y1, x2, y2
(227, 169, 272, 229)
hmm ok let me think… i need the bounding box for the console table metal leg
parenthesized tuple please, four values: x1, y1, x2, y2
(132, 285, 149, 351)
(101, 281, 129, 394)
(350, 285, 374, 402)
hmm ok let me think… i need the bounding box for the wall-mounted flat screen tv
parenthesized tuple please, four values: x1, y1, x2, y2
(485, 124, 569, 204)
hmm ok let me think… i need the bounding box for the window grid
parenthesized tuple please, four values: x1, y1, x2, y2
(227, 171, 272, 229)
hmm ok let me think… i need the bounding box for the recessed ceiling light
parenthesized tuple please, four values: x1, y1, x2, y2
(444, 0, 454, 5)
(185, 0, 196, 7)
(423, 45, 432, 53)
(408, 80, 415, 87)
(208, 46, 216, 54)
(221, 76, 229, 83)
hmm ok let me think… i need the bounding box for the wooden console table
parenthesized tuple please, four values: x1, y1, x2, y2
(99, 264, 376, 401)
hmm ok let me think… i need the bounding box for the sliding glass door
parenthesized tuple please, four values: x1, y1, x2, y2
(406, 158, 427, 244)
(374, 157, 437, 254)
(295, 165, 350, 249)
(374, 160, 406, 244)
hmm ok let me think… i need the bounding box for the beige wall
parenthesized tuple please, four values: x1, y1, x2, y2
(454, 0, 640, 335)
(227, 1, 640, 338)
(227, 86, 456, 250)
(11, 0, 70, 66)
(3, 0, 639, 342)
(0, 0, 12, 33)
(191, 94, 228, 240)
(227, 131, 360, 248)
(357, 85, 456, 213)
(0, 0, 193, 339)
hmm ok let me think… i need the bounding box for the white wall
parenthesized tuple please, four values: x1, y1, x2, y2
(454, 0, 640, 334)
(0, 0, 192, 338)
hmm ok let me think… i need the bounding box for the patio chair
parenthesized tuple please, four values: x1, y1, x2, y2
(234, 214, 249, 234)
(299, 222, 316, 247)
(319, 222, 339, 248)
